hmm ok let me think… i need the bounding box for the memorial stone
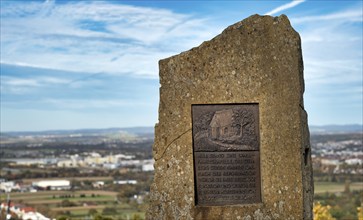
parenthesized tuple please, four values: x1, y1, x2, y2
(147, 14, 313, 220)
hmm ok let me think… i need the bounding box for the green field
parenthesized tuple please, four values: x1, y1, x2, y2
(5, 182, 360, 219)
(314, 181, 363, 194)
(1, 190, 145, 219)
(5, 190, 117, 200)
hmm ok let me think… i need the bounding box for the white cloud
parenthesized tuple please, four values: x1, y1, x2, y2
(295, 5, 363, 125)
(2, 97, 148, 109)
(0, 75, 71, 95)
(291, 8, 363, 24)
(304, 59, 361, 84)
(265, 0, 305, 16)
(0, 1, 217, 78)
(3, 77, 40, 87)
(2, 76, 69, 86)
(42, 98, 147, 109)
(41, 77, 70, 84)
(0, 77, 39, 94)
(299, 20, 362, 87)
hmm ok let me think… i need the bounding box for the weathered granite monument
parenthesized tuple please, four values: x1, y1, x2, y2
(147, 14, 313, 220)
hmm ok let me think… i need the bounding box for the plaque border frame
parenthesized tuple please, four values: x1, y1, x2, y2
(191, 103, 262, 206)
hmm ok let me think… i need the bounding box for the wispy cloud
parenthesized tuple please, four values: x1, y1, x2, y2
(2, 76, 68, 87)
(1, 75, 70, 94)
(265, 0, 305, 16)
(296, 7, 362, 87)
(304, 59, 361, 84)
(3, 77, 40, 87)
(293, 4, 363, 124)
(291, 8, 362, 24)
(0, 1, 217, 78)
(42, 98, 148, 109)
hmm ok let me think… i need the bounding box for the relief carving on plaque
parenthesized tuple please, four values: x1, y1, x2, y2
(193, 104, 259, 151)
(192, 104, 261, 206)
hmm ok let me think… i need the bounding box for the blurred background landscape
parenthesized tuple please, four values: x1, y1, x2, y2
(1, 125, 362, 219)
(1, 0, 362, 219)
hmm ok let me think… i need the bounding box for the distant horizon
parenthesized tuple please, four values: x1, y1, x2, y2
(1, 124, 362, 133)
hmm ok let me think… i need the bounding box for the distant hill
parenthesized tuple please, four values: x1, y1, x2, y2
(2, 125, 362, 137)
(309, 124, 362, 134)
(1, 127, 154, 137)
(122, 127, 154, 135)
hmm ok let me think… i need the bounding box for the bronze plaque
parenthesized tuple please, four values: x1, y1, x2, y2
(192, 104, 261, 206)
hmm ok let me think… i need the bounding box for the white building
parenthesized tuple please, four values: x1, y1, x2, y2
(321, 159, 341, 166)
(0, 203, 50, 220)
(115, 154, 135, 160)
(345, 158, 363, 165)
(142, 159, 154, 171)
(22, 211, 50, 220)
(113, 180, 137, 185)
(92, 181, 105, 188)
(142, 163, 154, 171)
(119, 160, 141, 166)
(57, 159, 76, 168)
(103, 163, 120, 169)
(32, 180, 70, 190)
(0, 181, 18, 192)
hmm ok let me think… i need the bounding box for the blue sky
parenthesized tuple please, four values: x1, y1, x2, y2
(1, 0, 362, 132)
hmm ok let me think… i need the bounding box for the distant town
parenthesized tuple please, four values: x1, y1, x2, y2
(0, 125, 362, 219)
(1, 127, 154, 220)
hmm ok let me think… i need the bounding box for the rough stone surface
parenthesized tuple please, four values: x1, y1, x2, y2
(147, 14, 313, 220)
